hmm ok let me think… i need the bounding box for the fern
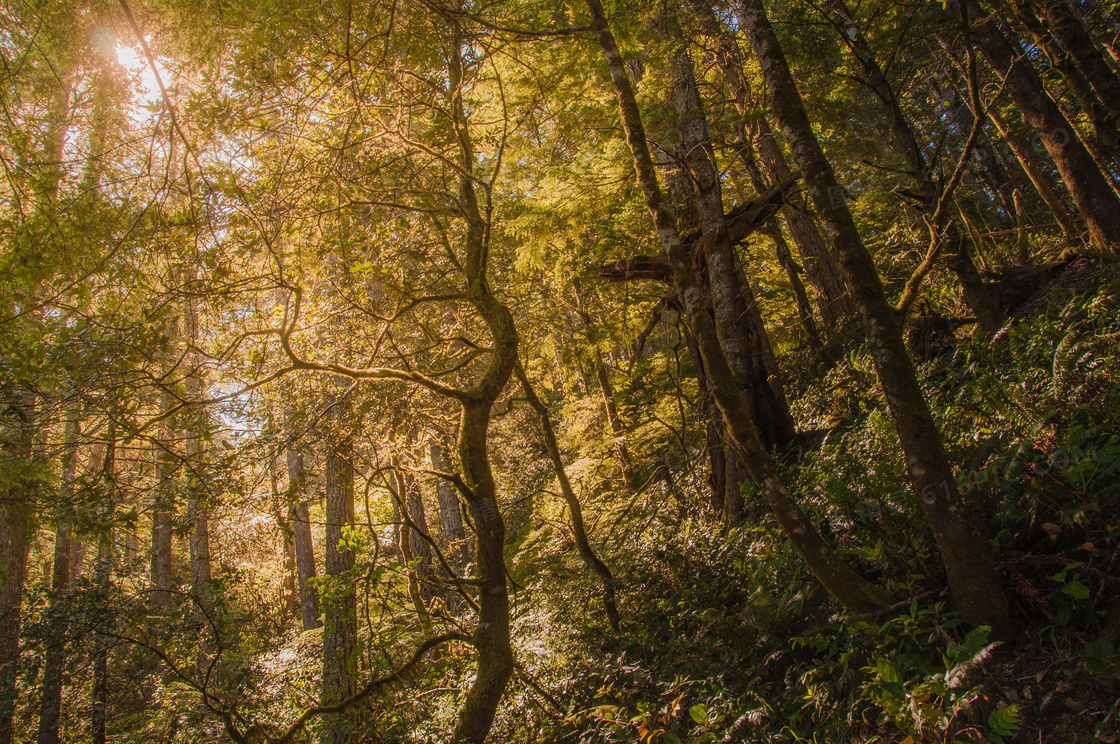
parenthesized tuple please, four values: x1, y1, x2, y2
(986, 703, 1021, 743)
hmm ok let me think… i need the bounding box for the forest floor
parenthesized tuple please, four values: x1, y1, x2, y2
(509, 259, 1120, 744)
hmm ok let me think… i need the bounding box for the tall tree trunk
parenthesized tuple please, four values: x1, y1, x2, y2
(949, 0, 1120, 250)
(0, 392, 36, 744)
(516, 365, 620, 631)
(585, 0, 889, 615)
(1065, 0, 1120, 66)
(36, 410, 79, 744)
(672, 45, 799, 453)
(321, 390, 356, 744)
(183, 293, 211, 601)
(90, 539, 111, 744)
(150, 395, 175, 613)
(391, 462, 433, 627)
(89, 421, 115, 744)
(734, 0, 1012, 637)
(2, 77, 70, 743)
(1008, 0, 1120, 155)
(660, 153, 780, 522)
(286, 448, 321, 630)
(404, 470, 434, 603)
(731, 119, 827, 358)
(270, 460, 299, 619)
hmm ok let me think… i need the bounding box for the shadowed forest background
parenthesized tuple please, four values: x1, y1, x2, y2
(2, 0, 1120, 742)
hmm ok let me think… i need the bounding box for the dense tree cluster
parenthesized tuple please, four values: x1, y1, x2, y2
(1, 0, 1119, 742)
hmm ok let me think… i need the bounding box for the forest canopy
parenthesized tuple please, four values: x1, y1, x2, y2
(1, 0, 1119, 742)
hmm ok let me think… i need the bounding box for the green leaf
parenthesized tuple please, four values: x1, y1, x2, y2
(661, 733, 682, 744)
(1062, 580, 1090, 600)
(689, 704, 707, 725)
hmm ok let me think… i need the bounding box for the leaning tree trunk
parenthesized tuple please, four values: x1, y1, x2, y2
(828, 0, 1004, 331)
(1035, 0, 1120, 116)
(658, 155, 780, 523)
(516, 365, 620, 631)
(949, 0, 1120, 251)
(734, 0, 1012, 638)
(585, 0, 889, 615)
(1008, 0, 1120, 155)
(687, 0, 853, 331)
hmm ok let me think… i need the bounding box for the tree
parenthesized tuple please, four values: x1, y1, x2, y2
(584, 0, 889, 615)
(732, 0, 1012, 638)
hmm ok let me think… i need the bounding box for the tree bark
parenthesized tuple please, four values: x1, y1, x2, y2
(734, 0, 1012, 638)
(1065, 0, 1120, 67)
(150, 396, 175, 614)
(270, 459, 299, 619)
(89, 421, 115, 744)
(321, 390, 356, 744)
(827, 0, 1004, 331)
(286, 448, 322, 630)
(687, 0, 853, 330)
(183, 294, 211, 601)
(586, 0, 889, 615)
(0, 392, 35, 744)
(429, 437, 468, 572)
(391, 462, 433, 626)
(1008, 0, 1120, 155)
(949, 0, 1120, 250)
(1035, 0, 1120, 115)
